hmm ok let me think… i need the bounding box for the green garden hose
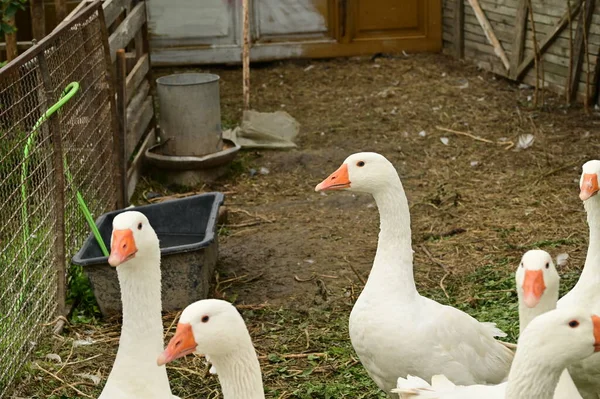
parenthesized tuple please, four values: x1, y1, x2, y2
(20, 82, 109, 263)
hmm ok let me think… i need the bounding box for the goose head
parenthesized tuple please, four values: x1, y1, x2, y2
(518, 307, 600, 366)
(515, 249, 559, 309)
(315, 152, 398, 194)
(157, 299, 250, 366)
(108, 211, 159, 267)
(580, 160, 600, 201)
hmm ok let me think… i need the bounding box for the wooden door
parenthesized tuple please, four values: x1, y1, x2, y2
(149, 0, 442, 66)
(332, 0, 441, 55)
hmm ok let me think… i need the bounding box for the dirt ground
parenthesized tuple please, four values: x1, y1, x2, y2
(162, 52, 599, 309)
(10, 53, 600, 398)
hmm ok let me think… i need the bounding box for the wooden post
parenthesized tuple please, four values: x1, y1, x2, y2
(570, 0, 595, 103)
(566, 0, 574, 102)
(242, 0, 250, 110)
(54, 0, 68, 23)
(30, 0, 46, 40)
(510, 0, 528, 79)
(98, 5, 126, 208)
(4, 15, 18, 62)
(139, 1, 158, 139)
(116, 49, 128, 206)
(466, 0, 510, 71)
(515, 2, 581, 80)
(38, 51, 66, 318)
(592, 43, 600, 105)
(454, 0, 464, 58)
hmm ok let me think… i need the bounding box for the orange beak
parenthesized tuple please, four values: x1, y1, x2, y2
(157, 323, 197, 366)
(580, 173, 599, 201)
(521, 269, 546, 308)
(315, 163, 351, 192)
(593, 315, 600, 352)
(108, 229, 137, 267)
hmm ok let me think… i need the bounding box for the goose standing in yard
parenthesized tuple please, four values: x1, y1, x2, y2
(393, 307, 600, 399)
(557, 159, 600, 399)
(393, 249, 581, 398)
(315, 152, 513, 395)
(157, 299, 265, 399)
(99, 211, 179, 399)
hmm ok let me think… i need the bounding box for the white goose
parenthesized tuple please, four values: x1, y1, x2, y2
(394, 249, 581, 398)
(393, 307, 600, 399)
(315, 152, 513, 394)
(157, 299, 264, 399)
(100, 211, 179, 399)
(558, 160, 600, 399)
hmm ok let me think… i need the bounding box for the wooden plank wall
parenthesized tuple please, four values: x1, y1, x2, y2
(106, 0, 155, 202)
(64, 0, 156, 202)
(442, 0, 600, 104)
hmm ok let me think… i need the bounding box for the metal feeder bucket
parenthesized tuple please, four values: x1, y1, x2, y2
(156, 73, 223, 157)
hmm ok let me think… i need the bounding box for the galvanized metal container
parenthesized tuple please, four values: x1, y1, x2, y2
(156, 73, 223, 157)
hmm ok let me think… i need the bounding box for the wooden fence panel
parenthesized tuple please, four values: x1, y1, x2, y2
(443, 0, 600, 104)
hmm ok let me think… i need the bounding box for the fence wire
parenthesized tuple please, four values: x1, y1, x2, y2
(0, 3, 117, 395)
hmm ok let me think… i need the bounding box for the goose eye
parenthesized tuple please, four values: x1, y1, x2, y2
(357, 161, 365, 167)
(520, 263, 523, 268)
(201, 315, 209, 323)
(568, 320, 580, 328)
(137, 223, 142, 230)
(545, 262, 550, 269)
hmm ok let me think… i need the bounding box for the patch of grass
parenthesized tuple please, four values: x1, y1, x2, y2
(221, 151, 258, 180)
(67, 264, 101, 324)
(10, 304, 386, 398)
(167, 305, 386, 399)
(508, 238, 582, 251)
(419, 254, 582, 343)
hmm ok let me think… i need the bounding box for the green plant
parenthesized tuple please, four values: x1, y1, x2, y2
(67, 264, 100, 324)
(0, 0, 27, 36)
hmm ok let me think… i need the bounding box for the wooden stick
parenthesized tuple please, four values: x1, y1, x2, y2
(420, 245, 450, 300)
(242, 0, 251, 110)
(257, 352, 326, 360)
(516, 1, 581, 80)
(454, 0, 464, 58)
(582, 1, 591, 109)
(566, 0, 574, 103)
(35, 363, 93, 398)
(115, 49, 128, 207)
(466, 0, 510, 70)
(30, 0, 46, 41)
(510, 0, 528, 79)
(527, 0, 540, 107)
(343, 256, 366, 286)
(570, 0, 594, 103)
(435, 126, 514, 149)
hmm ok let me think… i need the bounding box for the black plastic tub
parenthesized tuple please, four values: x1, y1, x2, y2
(72, 192, 224, 317)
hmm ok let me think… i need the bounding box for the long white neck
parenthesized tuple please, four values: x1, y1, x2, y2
(518, 289, 558, 334)
(577, 197, 600, 286)
(505, 343, 564, 399)
(210, 345, 265, 399)
(363, 177, 416, 299)
(112, 250, 168, 376)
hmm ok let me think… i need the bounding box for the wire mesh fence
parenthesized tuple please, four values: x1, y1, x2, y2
(0, 2, 119, 395)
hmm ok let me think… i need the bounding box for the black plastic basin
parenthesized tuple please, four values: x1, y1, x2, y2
(72, 192, 224, 316)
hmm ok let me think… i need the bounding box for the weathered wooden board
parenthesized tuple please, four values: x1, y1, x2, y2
(104, 0, 134, 28)
(126, 96, 153, 158)
(125, 54, 150, 104)
(109, 2, 146, 61)
(126, 80, 150, 123)
(126, 128, 155, 200)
